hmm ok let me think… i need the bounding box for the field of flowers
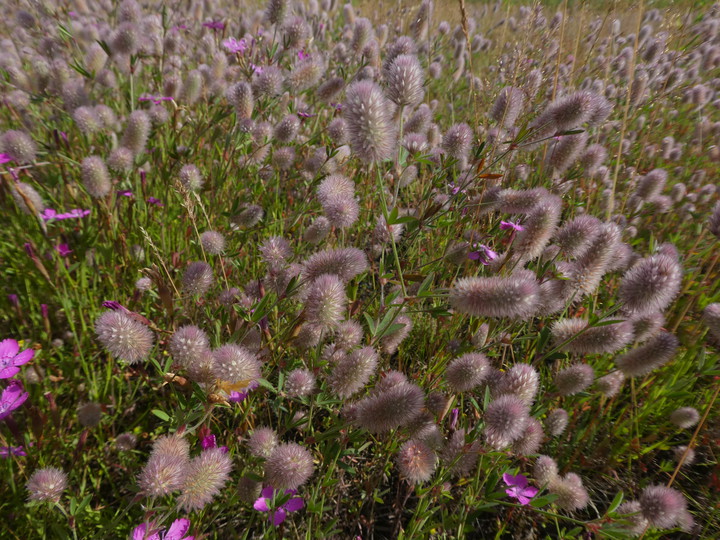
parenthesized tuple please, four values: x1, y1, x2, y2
(1, 0, 719, 538)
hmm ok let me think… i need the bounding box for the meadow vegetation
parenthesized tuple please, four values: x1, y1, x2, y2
(0, 0, 719, 538)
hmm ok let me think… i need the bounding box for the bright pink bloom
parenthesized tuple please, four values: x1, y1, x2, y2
(132, 518, 194, 540)
(41, 208, 91, 221)
(102, 301, 128, 312)
(0, 381, 29, 420)
(198, 434, 229, 453)
(250, 64, 264, 75)
(298, 50, 309, 60)
(449, 182, 465, 195)
(200, 434, 216, 450)
(500, 220, 524, 232)
(0, 445, 27, 458)
(202, 21, 224, 31)
(223, 37, 247, 54)
(468, 244, 498, 265)
(0, 339, 34, 379)
(0, 153, 12, 164)
(55, 244, 72, 257)
(229, 381, 259, 403)
(503, 473, 538, 505)
(254, 486, 304, 526)
(147, 197, 164, 207)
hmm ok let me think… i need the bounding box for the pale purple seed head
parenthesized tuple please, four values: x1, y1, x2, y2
(264, 443, 314, 490)
(95, 310, 154, 364)
(248, 427, 279, 458)
(639, 485, 687, 529)
(27, 467, 68, 502)
(397, 439, 437, 483)
(169, 325, 210, 368)
(343, 80, 397, 163)
(178, 447, 233, 511)
(555, 363, 594, 396)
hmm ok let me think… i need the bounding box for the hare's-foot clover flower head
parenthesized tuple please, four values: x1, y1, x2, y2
(26, 467, 67, 502)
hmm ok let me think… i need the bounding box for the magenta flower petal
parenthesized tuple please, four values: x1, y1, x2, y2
(0, 339, 18, 358)
(269, 508, 287, 526)
(0, 153, 12, 164)
(504, 474, 538, 505)
(132, 523, 148, 540)
(500, 220, 524, 232)
(223, 37, 247, 53)
(132, 523, 161, 540)
(56, 244, 73, 257)
(0, 445, 27, 458)
(0, 366, 21, 379)
(503, 473, 528, 488)
(200, 434, 217, 450)
(254, 497, 270, 512)
(0, 341, 33, 379)
(164, 518, 191, 540)
(0, 381, 29, 420)
(283, 496, 304, 512)
(260, 485, 275, 499)
(516, 494, 533, 505)
(40, 208, 57, 221)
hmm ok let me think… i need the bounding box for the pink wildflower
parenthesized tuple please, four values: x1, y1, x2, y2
(223, 37, 247, 54)
(0, 381, 29, 420)
(254, 486, 304, 526)
(0, 339, 34, 379)
(503, 473, 538, 505)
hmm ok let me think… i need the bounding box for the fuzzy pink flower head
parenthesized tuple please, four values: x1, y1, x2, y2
(503, 473, 538, 505)
(26, 467, 67, 502)
(132, 518, 194, 540)
(253, 486, 304, 526)
(223, 37, 247, 54)
(0, 339, 34, 379)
